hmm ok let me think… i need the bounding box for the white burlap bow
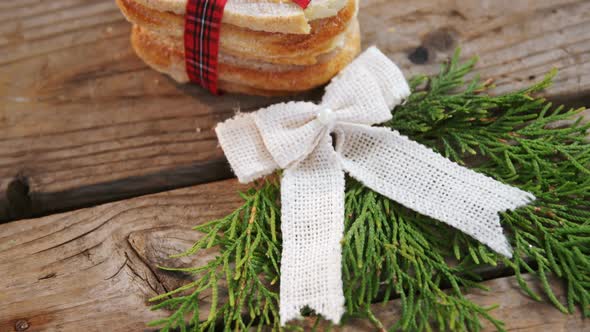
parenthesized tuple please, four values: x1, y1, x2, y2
(215, 47, 535, 325)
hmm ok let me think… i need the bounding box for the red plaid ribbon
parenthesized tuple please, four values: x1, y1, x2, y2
(185, 0, 227, 94)
(292, 0, 311, 8)
(185, 0, 311, 94)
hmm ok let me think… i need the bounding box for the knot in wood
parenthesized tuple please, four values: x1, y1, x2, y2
(15, 319, 30, 331)
(408, 46, 429, 64)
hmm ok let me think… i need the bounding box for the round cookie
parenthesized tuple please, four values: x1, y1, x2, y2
(131, 0, 349, 34)
(130, 20, 361, 95)
(116, 0, 358, 65)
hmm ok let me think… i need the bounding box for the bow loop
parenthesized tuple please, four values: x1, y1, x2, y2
(215, 113, 278, 183)
(354, 47, 411, 108)
(321, 54, 393, 126)
(254, 101, 324, 168)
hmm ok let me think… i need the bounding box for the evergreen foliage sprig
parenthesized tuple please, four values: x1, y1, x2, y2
(148, 50, 590, 332)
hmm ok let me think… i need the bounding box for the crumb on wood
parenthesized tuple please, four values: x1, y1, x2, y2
(11, 96, 29, 103)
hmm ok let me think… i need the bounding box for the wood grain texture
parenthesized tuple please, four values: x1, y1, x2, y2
(0, 179, 586, 331)
(1, 0, 589, 222)
(0, 179, 247, 332)
(361, 0, 590, 97)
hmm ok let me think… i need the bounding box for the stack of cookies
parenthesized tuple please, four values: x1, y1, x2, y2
(116, 0, 361, 95)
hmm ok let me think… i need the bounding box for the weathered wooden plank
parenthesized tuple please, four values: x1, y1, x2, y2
(0, 179, 247, 331)
(361, 0, 590, 97)
(0, 180, 585, 331)
(1, 0, 589, 221)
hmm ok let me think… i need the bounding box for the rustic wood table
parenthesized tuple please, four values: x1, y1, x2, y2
(1, 0, 589, 331)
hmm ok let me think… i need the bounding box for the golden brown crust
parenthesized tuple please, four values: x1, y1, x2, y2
(116, 0, 357, 65)
(117, 0, 183, 37)
(219, 23, 360, 92)
(218, 80, 297, 96)
(130, 21, 361, 95)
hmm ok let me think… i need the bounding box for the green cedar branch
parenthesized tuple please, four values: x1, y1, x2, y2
(149, 49, 590, 332)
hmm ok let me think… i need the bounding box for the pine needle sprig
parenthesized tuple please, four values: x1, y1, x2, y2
(148, 49, 589, 331)
(147, 181, 283, 331)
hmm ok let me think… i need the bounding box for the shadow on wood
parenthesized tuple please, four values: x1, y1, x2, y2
(0, 159, 233, 223)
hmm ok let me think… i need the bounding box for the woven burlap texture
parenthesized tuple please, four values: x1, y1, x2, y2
(215, 47, 535, 325)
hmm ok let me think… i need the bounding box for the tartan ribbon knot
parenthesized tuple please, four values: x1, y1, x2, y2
(215, 47, 536, 325)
